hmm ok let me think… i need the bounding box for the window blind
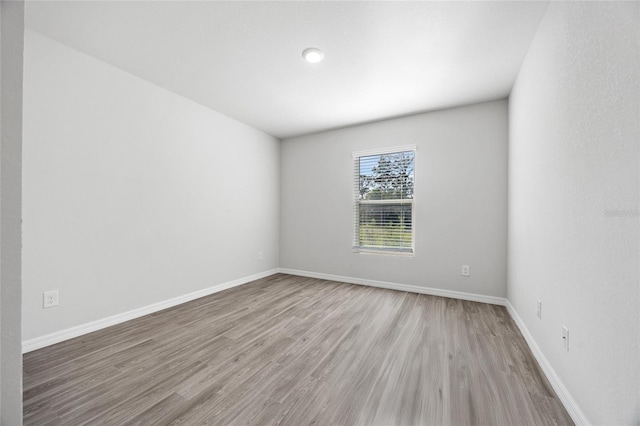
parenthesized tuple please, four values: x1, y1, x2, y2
(353, 147, 415, 253)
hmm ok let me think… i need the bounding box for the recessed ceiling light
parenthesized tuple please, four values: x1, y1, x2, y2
(302, 47, 324, 64)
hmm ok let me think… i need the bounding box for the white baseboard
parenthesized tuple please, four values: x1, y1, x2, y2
(505, 301, 590, 426)
(22, 269, 280, 353)
(278, 268, 507, 306)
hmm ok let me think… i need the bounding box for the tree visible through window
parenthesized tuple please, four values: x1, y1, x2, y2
(353, 147, 415, 253)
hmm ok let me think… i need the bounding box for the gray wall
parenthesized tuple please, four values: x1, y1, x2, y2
(1, 0, 24, 423)
(508, 2, 639, 424)
(22, 30, 280, 342)
(281, 100, 508, 298)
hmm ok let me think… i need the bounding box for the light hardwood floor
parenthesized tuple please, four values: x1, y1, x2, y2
(24, 274, 573, 425)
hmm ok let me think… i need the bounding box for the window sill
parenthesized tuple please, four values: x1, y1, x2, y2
(353, 247, 415, 257)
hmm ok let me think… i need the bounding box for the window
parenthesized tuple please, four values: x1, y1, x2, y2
(353, 146, 415, 254)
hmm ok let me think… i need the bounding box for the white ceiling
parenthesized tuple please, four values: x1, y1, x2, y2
(26, 1, 549, 139)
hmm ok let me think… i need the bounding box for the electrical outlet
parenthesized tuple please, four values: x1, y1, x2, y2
(258, 251, 263, 261)
(43, 290, 59, 308)
(461, 265, 470, 277)
(536, 300, 542, 319)
(562, 326, 569, 351)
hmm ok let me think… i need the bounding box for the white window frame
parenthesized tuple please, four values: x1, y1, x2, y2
(352, 145, 416, 255)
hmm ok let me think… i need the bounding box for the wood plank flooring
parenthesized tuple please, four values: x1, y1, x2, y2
(23, 274, 573, 425)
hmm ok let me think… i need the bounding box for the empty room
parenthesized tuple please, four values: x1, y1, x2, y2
(1, 0, 638, 425)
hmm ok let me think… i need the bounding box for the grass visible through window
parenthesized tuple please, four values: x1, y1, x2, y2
(359, 224, 412, 248)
